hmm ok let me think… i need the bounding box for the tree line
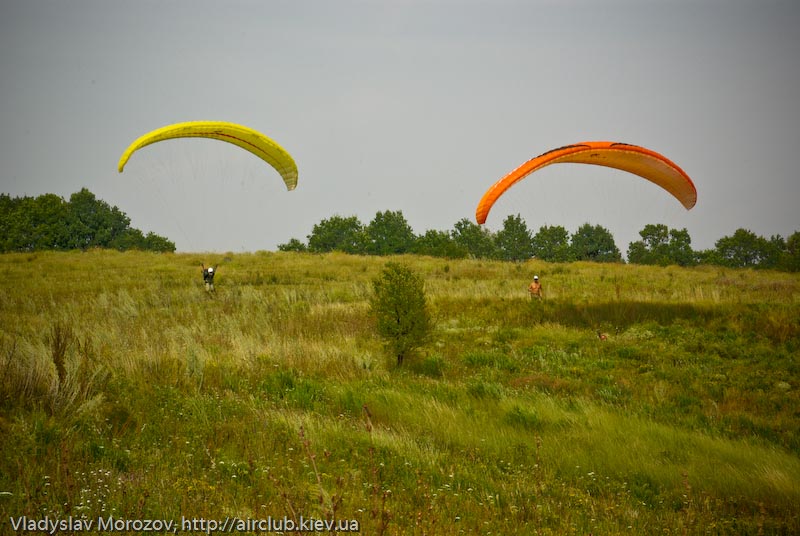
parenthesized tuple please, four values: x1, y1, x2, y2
(0, 189, 175, 253)
(3, 189, 796, 271)
(280, 210, 800, 272)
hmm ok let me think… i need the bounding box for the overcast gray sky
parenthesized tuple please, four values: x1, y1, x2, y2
(2, 0, 798, 253)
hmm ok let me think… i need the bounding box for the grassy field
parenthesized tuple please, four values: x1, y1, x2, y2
(1, 250, 798, 535)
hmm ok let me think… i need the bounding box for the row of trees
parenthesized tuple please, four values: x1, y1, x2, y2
(3, 190, 796, 272)
(0, 189, 175, 253)
(280, 210, 800, 272)
(628, 225, 798, 270)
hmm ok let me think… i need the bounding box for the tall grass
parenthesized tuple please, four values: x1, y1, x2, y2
(1, 250, 798, 534)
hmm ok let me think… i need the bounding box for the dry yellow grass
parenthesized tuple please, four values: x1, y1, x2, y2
(1, 250, 798, 534)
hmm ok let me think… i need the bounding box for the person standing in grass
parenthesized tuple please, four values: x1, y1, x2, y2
(201, 263, 217, 292)
(528, 275, 542, 299)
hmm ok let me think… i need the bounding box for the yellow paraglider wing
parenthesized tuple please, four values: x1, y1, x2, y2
(117, 121, 298, 191)
(475, 141, 696, 224)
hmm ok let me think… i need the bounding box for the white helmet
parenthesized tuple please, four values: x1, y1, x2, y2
(534, 275, 539, 280)
(208, 267, 214, 273)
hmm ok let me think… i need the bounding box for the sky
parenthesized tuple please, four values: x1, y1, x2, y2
(2, 0, 798, 254)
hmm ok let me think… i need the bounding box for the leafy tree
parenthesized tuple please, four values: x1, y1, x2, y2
(570, 223, 622, 262)
(627, 224, 695, 266)
(0, 189, 174, 252)
(412, 229, 467, 258)
(694, 248, 719, 266)
(278, 238, 308, 252)
(365, 210, 416, 255)
(109, 228, 145, 251)
(495, 214, 533, 262)
(36, 194, 75, 250)
(307, 215, 367, 254)
(1, 195, 31, 251)
(68, 188, 131, 249)
(142, 232, 176, 253)
(0, 194, 16, 251)
(452, 218, 497, 259)
(667, 228, 696, 266)
(713, 228, 773, 268)
(2, 194, 75, 251)
(783, 231, 800, 272)
(531, 224, 573, 262)
(762, 235, 788, 270)
(627, 224, 669, 265)
(369, 262, 432, 366)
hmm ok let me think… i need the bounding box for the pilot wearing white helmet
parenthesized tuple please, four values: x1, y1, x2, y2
(528, 275, 542, 299)
(201, 263, 218, 292)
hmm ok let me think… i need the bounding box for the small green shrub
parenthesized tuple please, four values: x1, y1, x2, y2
(47, 321, 73, 385)
(463, 350, 520, 372)
(504, 404, 544, 430)
(410, 354, 446, 378)
(466, 379, 504, 400)
(369, 262, 431, 365)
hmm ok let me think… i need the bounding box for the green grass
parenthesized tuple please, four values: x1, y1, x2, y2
(1, 250, 799, 534)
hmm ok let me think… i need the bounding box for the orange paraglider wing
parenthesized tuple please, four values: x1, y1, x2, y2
(475, 141, 696, 224)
